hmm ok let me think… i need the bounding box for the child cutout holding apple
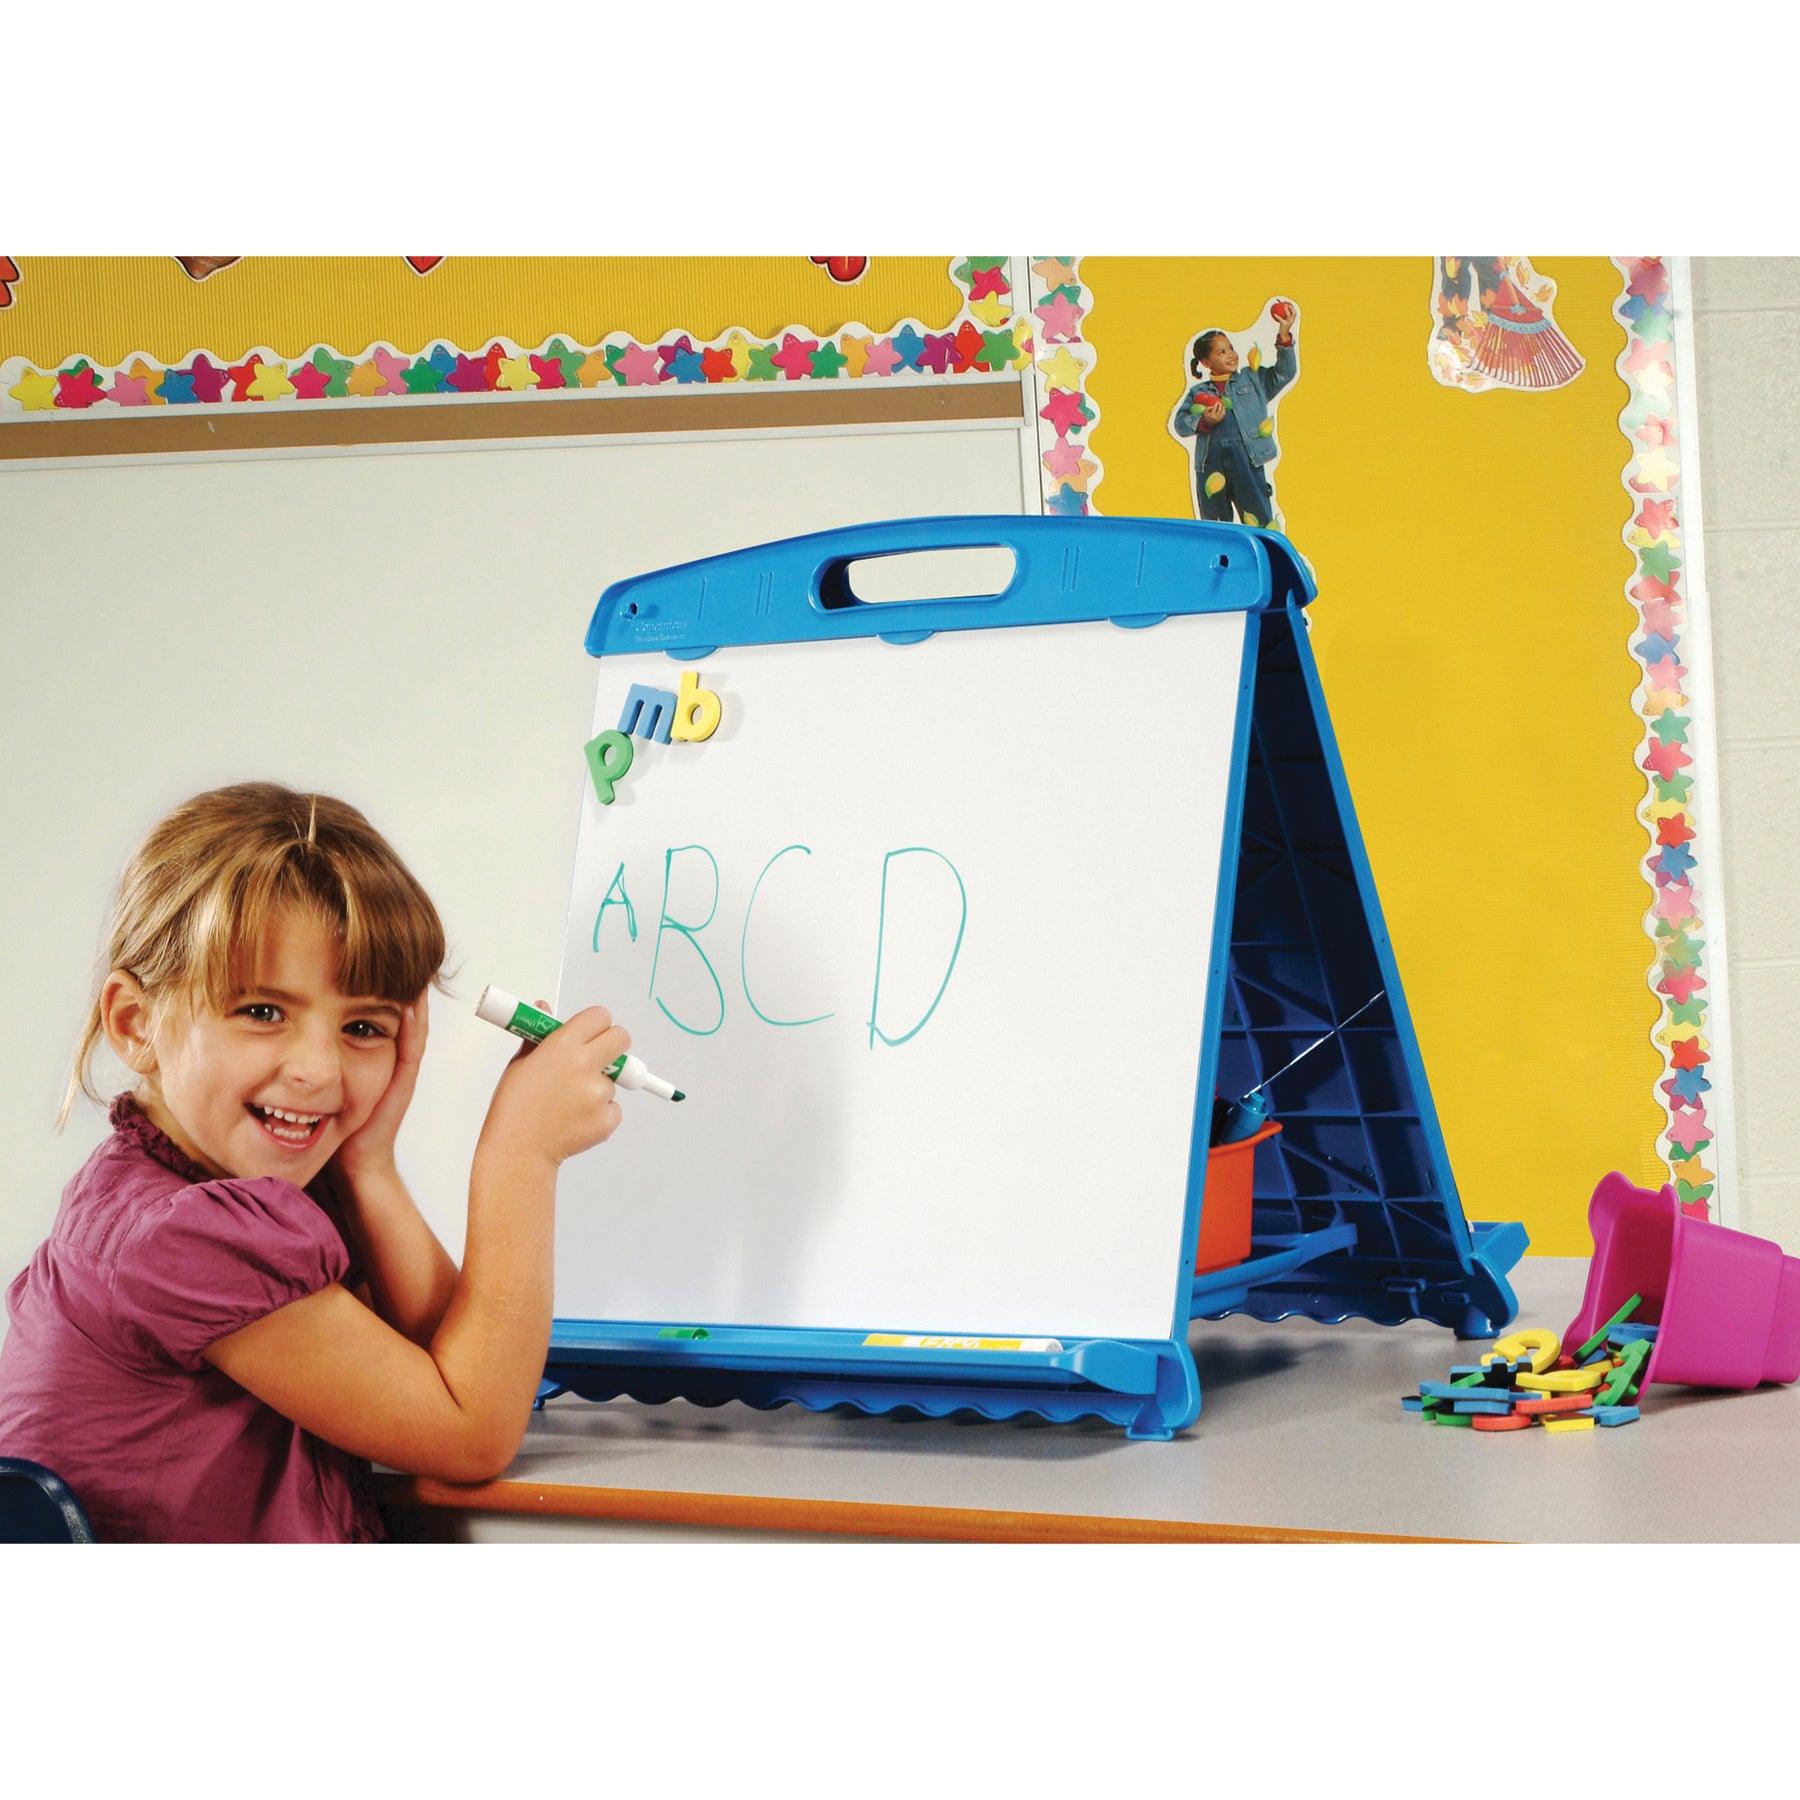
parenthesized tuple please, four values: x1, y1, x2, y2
(1171, 298, 1298, 528)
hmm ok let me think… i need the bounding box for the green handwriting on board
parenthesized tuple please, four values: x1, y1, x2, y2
(591, 845, 967, 1045)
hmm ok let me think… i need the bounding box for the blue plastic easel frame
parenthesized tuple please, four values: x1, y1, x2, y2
(542, 515, 1524, 1440)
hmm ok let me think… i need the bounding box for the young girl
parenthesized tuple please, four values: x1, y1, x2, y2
(0, 781, 630, 1542)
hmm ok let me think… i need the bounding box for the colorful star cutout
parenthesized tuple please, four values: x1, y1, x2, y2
(1664, 1109, 1711, 1154)
(105, 369, 152, 406)
(809, 340, 848, 379)
(308, 349, 352, 397)
(1040, 388, 1092, 435)
(862, 337, 902, 378)
(1031, 256, 1078, 291)
(616, 343, 664, 386)
(545, 340, 586, 387)
(916, 332, 954, 376)
(345, 359, 385, 398)
(56, 365, 106, 408)
(721, 332, 754, 379)
(289, 362, 332, 400)
(970, 290, 1012, 328)
(1653, 879, 1696, 926)
(890, 325, 926, 371)
(976, 329, 1017, 371)
(225, 356, 263, 401)
(159, 368, 197, 404)
(247, 361, 296, 402)
(495, 356, 538, 392)
(402, 357, 446, 394)
(1037, 344, 1086, 392)
(968, 264, 1009, 303)
(770, 334, 819, 380)
(8, 367, 58, 410)
(1654, 841, 1698, 883)
(1034, 291, 1084, 342)
(745, 342, 779, 381)
(1660, 964, 1707, 1006)
(701, 345, 737, 382)
(447, 354, 489, 394)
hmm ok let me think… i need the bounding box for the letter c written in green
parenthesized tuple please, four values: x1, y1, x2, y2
(740, 844, 835, 1028)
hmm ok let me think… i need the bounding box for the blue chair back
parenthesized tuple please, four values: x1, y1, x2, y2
(0, 1457, 97, 1542)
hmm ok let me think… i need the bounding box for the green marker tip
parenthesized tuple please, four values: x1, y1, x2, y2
(672, 1090, 686, 1102)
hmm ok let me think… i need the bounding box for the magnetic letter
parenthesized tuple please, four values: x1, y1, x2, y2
(583, 729, 634, 805)
(670, 668, 722, 743)
(619, 683, 676, 744)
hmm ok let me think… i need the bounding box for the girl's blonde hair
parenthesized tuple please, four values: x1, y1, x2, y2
(59, 782, 451, 1130)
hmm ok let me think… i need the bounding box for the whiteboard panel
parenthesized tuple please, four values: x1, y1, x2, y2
(0, 424, 1027, 1332)
(554, 610, 1248, 1340)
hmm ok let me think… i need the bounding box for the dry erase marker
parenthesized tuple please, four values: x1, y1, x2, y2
(862, 1334, 1064, 1353)
(476, 985, 685, 1102)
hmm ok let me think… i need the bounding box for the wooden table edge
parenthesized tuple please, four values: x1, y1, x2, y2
(373, 1474, 1487, 1543)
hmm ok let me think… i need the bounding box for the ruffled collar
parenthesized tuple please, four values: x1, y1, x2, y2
(108, 1091, 218, 1185)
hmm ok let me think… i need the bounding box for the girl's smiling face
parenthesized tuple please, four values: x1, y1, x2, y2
(115, 906, 402, 1185)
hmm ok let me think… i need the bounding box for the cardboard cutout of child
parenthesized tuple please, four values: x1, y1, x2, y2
(1170, 299, 1298, 529)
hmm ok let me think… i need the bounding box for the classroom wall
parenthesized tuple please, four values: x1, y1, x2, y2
(1691, 257, 1800, 1252)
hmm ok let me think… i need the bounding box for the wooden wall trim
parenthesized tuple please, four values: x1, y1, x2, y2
(0, 378, 1025, 462)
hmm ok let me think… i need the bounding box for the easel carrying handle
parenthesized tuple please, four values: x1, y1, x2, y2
(585, 516, 1316, 660)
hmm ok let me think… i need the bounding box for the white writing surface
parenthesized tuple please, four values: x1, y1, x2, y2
(553, 611, 1248, 1340)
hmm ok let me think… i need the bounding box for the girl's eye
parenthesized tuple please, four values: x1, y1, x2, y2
(345, 1020, 391, 1040)
(239, 1003, 283, 1024)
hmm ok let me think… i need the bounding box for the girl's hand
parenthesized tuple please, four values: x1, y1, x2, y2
(480, 1000, 629, 1169)
(333, 989, 430, 1185)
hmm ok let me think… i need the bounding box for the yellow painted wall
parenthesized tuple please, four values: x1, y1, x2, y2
(1086, 256, 1665, 1253)
(0, 255, 963, 366)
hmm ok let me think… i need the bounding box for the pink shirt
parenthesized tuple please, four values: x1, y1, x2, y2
(0, 1095, 384, 1542)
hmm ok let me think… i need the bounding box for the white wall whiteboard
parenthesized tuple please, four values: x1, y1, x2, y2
(554, 611, 1248, 1341)
(0, 421, 1028, 1337)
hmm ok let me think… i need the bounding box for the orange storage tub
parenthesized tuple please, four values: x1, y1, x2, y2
(1194, 1121, 1282, 1275)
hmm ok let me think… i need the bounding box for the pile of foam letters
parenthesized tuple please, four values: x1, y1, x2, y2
(1402, 1296, 1651, 1434)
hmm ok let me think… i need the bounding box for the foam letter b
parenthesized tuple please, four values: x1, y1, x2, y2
(671, 668, 722, 743)
(584, 729, 635, 805)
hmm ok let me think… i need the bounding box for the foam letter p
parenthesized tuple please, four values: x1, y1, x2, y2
(671, 668, 722, 743)
(584, 728, 635, 805)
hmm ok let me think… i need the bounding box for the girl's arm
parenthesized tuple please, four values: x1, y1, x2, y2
(335, 1166, 459, 1347)
(202, 1008, 628, 1484)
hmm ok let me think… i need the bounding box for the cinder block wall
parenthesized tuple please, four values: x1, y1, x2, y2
(1691, 257, 1800, 1251)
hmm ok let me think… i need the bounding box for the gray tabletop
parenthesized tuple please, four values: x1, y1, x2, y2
(387, 1258, 1800, 1542)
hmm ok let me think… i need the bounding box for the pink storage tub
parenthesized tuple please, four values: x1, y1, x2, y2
(1565, 1172, 1800, 1390)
